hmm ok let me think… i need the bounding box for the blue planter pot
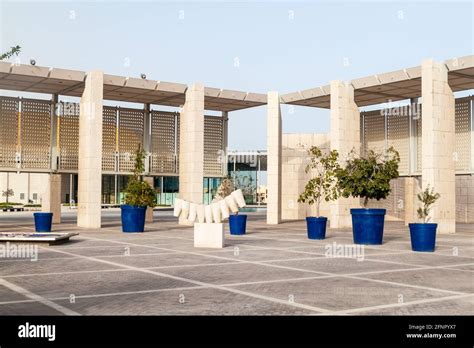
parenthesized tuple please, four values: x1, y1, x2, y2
(306, 217, 327, 240)
(409, 223, 437, 252)
(121, 205, 147, 233)
(34, 212, 53, 232)
(350, 208, 386, 245)
(229, 214, 247, 235)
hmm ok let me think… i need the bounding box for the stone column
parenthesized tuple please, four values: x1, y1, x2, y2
(404, 177, 419, 226)
(329, 80, 361, 228)
(267, 91, 282, 224)
(144, 176, 154, 223)
(77, 71, 103, 229)
(179, 83, 204, 225)
(421, 59, 456, 233)
(42, 174, 62, 224)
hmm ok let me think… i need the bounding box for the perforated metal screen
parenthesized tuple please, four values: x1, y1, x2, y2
(0, 97, 19, 168)
(387, 113, 410, 174)
(455, 97, 471, 172)
(58, 102, 80, 171)
(150, 111, 178, 174)
(21, 99, 51, 170)
(102, 106, 117, 172)
(118, 108, 144, 173)
(362, 110, 385, 156)
(204, 116, 225, 176)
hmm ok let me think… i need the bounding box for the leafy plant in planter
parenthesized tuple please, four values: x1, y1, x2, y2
(409, 186, 440, 252)
(336, 146, 400, 245)
(298, 147, 340, 239)
(214, 177, 247, 235)
(121, 145, 156, 233)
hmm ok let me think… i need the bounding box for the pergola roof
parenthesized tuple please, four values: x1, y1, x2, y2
(281, 55, 474, 108)
(0, 62, 267, 112)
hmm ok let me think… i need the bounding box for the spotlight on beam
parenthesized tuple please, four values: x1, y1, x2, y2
(30, 59, 36, 66)
(140, 73, 147, 80)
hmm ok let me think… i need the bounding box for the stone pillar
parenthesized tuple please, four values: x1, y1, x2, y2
(329, 80, 361, 228)
(42, 174, 62, 224)
(144, 176, 154, 223)
(404, 177, 419, 226)
(267, 91, 282, 224)
(179, 83, 204, 225)
(77, 71, 103, 229)
(421, 59, 456, 233)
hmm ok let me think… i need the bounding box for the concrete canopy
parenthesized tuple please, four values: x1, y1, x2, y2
(0, 62, 267, 112)
(281, 55, 474, 108)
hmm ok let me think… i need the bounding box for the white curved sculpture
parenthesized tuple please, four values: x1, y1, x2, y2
(173, 189, 246, 224)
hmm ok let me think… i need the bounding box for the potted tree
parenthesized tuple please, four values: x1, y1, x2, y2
(214, 177, 247, 235)
(336, 147, 400, 245)
(121, 146, 156, 233)
(409, 186, 440, 252)
(298, 147, 340, 240)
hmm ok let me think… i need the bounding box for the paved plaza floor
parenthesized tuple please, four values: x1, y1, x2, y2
(0, 210, 472, 315)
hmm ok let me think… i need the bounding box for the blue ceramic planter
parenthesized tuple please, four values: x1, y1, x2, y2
(121, 205, 147, 233)
(229, 214, 247, 235)
(34, 212, 53, 232)
(409, 223, 437, 252)
(306, 217, 327, 240)
(350, 208, 386, 245)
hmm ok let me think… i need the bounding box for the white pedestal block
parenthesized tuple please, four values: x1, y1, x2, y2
(194, 223, 225, 248)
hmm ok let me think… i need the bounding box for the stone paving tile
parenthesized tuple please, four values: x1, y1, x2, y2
(0, 216, 472, 315)
(0, 257, 121, 277)
(229, 277, 450, 312)
(358, 296, 474, 315)
(53, 287, 316, 315)
(445, 264, 474, 271)
(5, 270, 197, 298)
(358, 268, 474, 293)
(0, 285, 30, 302)
(197, 248, 326, 262)
(264, 256, 422, 275)
(366, 252, 474, 267)
(96, 252, 236, 269)
(0, 301, 64, 315)
(66, 245, 174, 257)
(156, 262, 323, 285)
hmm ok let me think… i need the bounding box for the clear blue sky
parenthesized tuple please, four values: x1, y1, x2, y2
(1, 0, 473, 150)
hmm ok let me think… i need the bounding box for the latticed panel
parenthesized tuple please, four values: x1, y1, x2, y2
(204, 116, 224, 176)
(176, 115, 180, 172)
(387, 114, 409, 175)
(58, 102, 80, 171)
(150, 111, 177, 174)
(365, 177, 405, 220)
(362, 110, 385, 155)
(102, 106, 117, 172)
(21, 99, 51, 169)
(454, 98, 471, 172)
(0, 97, 19, 168)
(118, 108, 144, 172)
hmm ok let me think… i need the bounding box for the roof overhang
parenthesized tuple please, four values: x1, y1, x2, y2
(0, 62, 267, 112)
(281, 55, 474, 108)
